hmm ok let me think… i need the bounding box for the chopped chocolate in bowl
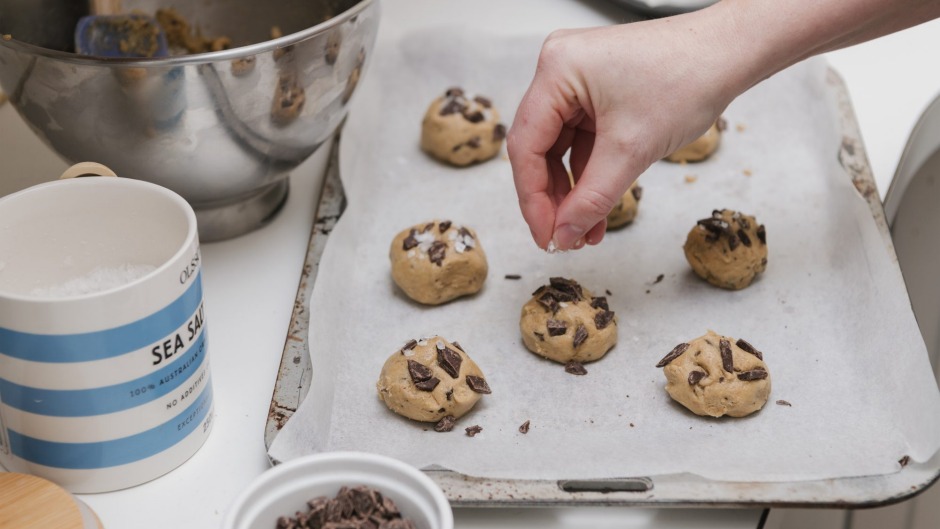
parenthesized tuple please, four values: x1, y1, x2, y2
(272, 485, 419, 529)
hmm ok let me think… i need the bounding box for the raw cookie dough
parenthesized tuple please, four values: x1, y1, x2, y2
(377, 336, 491, 423)
(271, 74, 305, 125)
(656, 330, 771, 418)
(421, 88, 506, 166)
(664, 118, 726, 163)
(606, 182, 643, 230)
(390, 220, 487, 305)
(520, 277, 617, 364)
(684, 209, 767, 290)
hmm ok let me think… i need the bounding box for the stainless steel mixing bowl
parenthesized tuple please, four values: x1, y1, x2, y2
(0, 0, 378, 240)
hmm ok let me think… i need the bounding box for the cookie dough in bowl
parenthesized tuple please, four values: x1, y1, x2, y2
(664, 117, 725, 163)
(656, 330, 771, 418)
(520, 277, 617, 364)
(377, 337, 491, 426)
(684, 209, 767, 290)
(606, 182, 643, 230)
(420, 87, 506, 166)
(390, 220, 487, 305)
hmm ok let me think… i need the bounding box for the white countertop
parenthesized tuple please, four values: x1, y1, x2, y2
(1, 0, 938, 527)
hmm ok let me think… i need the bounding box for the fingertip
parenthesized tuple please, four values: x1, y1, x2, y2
(585, 221, 607, 245)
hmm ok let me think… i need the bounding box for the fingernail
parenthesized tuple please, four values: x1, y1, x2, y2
(552, 224, 585, 251)
(573, 236, 586, 249)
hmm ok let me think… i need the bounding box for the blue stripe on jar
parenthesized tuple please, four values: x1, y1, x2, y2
(0, 272, 202, 363)
(0, 328, 207, 417)
(7, 380, 213, 469)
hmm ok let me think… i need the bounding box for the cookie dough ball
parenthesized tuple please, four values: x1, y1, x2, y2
(684, 209, 767, 290)
(656, 330, 771, 418)
(421, 88, 506, 166)
(606, 182, 643, 230)
(520, 277, 617, 364)
(377, 336, 491, 423)
(664, 118, 726, 163)
(271, 74, 305, 125)
(390, 220, 487, 305)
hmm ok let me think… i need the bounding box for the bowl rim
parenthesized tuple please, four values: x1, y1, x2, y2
(0, 0, 375, 66)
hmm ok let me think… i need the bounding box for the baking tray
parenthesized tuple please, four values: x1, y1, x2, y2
(264, 70, 940, 508)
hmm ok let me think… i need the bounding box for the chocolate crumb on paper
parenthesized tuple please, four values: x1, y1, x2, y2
(504, 274, 522, 280)
(519, 420, 531, 434)
(435, 415, 457, 432)
(465, 425, 483, 437)
(565, 361, 587, 376)
(653, 274, 665, 285)
(899, 455, 911, 468)
(776, 399, 792, 407)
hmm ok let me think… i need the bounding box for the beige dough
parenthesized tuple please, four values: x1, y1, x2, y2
(377, 336, 491, 423)
(606, 182, 643, 230)
(271, 74, 305, 125)
(421, 88, 506, 166)
(664, 118, 726, 163)
(684, 209, 767, 290)
(520, 277, 617, 364)
(656, 330, 771, 418)
(390, 220, 488, 305)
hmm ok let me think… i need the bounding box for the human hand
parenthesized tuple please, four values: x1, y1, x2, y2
(507, 6, 748, 251)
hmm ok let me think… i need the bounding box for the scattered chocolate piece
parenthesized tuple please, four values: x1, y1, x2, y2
(546, 319, 568, 336)
(590, 296, 609, 310)
(719, 339, 734, 372)
(473, 95, 492, 108)
(656, 343, 690, 367)
(776, 399, 791, 407)
(463, 110, 485, 123)
(451, 341, 464, 352)
(565, 361, 588, 375)
(437, 346, 463, 379)
(493, 123, 507, 141)
(757, 224, 767, 245)
(407, 359, 432, 383)
(402, 229, 418, 250)
(445, 388, 453, 401)
(572, 324, 589, 348)
(458, 226, 474, 240)
(736, 339, 763, 360)
(415, 377, 440, 391)
(737, 368, 768, 381)
(653, 274, 664, 284)
(594, 310, 615, 330)
(465, 425, 483, 437)
(688, 370, 706, 385)
(505, 274, 522, 280)
(533, 331, 545, 342)
(421, 222, 435, 233)
(435, 415, 457, 432)
(428, 241, 446, 266)
(536, 293, 559, 313)
(728, 233, 740, 251)
(605, 289, 612, 296)
(631, 185, 643, 201)
(519, 420, 531, 434)
(440, 98, 465, 116)
(899, 455, 911, 468)
(698, 217, 731, 236)
(438, 220, 452, 233)
(466, 136, 482, 149)
(466, 375, 491, 394)
(400, 339, 417, 353)
(445, 87, 464, 97)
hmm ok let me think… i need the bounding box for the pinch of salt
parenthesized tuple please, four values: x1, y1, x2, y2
(447, 231, 458, 241)
(407, 250, 416, 258)
(414, 231, 436, 252)
(455, 241, 466, 254)
(436, 341, 445, 351)
(417, 339, 428, 346)
(559, 302, 568, 308)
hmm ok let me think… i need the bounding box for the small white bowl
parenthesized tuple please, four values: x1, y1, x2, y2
(224, 452, 453, 529)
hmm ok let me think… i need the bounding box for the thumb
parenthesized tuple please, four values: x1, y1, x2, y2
(552, 136, 646, 250)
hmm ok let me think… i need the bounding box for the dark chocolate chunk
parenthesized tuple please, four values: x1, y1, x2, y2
(438, 220, 452, 233)
(445, 87, 464, 98)
(532, 285, 547, 296)
(493, 123, 507, 141)
(899, 455, 911, 468)
(422, 222, 435, 233)
(504, 274, 522, 280)
(451, 341, 464, 352)
(465, 425, 483, 437)
(737, 229, 752, 247)
(757, 224, 767, 245)
(458, 226, 474, 239)
(776, 399, 792, 407)
(737, 368, 768, 381)
(400, 339, 417, 354)
(466, 136, 482, 149)
(594, 310, 615, 330)
(463, 110, 485, 123)
(656, 343, 690, 368)
(719, 339, 734, 372)
(437, 347, 463, 379)
(631, 185, 643, 201)
(549, 276, 584, 300)
(736, 216, 751, 230)
(712, 209, 723, 218)
(565, 361, 588, 375)
(466, 375, 491, 394)
(533, 331, 545, 342)
(428, 240, 446, 266)
(402, 229, 418, 250)
(688, 370, 706, 385)
(728, 233, 740, 251)
(451, 143, 463, 152)
(735, 339, 763, 360)
(698, 217, 731, 235)
(434, 415, 457, 432)
(546, 319, 568, 336)
(590, 296, 609, 310)
(445, 388, 453, 401)
(407, 359, 432, 382)
(536, 292, 559, 313)
(440, 98, 465, 116)
(473, 95, 492, 108)
(573, 324, 589, 348)
(414, 377, 440, 391)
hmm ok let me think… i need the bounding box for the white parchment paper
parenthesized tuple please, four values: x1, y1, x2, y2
(269, 27, 940, 482)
